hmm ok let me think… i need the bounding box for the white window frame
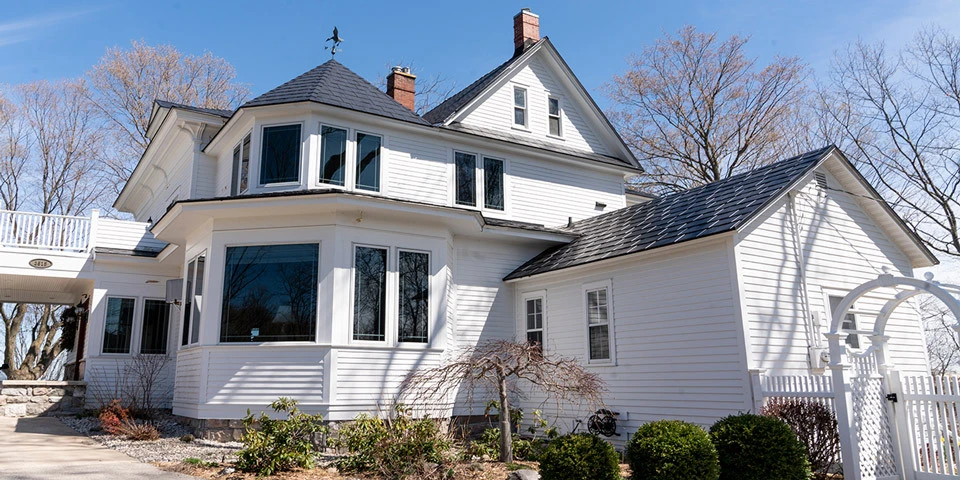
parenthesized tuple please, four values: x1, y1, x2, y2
(547, 95, 563, 138)
(231, 132, 252, 195)
(513, 85, 528, 130)
(520, 290, 547, 349)
(217, 242, 322, 345)
(482, 156, 506, 212)
(350, 243, 393, 345)
(450, 150, 509, 214)
(317, 123, 350, 189)
(583, 280, 616, 365)
(453, 150, 478, 207)
(180, 252, 206, 349)
(354, 130, 384, 193)
(824, 290, 865, 351)
(101, 296, 139, 356)
(139, 297, 172, 356)
(396, 248, 432, 344)
(257, 122, 305, 188)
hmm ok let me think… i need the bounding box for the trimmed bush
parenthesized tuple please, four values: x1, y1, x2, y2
(709, 413, 810, 480)
(762, 399, 840, 480)
(627, 420, 719, 480)
(538, 434, 620, 480)
(236, 397, 328, 476)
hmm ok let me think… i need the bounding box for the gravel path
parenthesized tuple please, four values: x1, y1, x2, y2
(60, 416, 242, 464)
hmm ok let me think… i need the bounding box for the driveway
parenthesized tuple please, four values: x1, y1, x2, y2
(0, 417, 194, 480)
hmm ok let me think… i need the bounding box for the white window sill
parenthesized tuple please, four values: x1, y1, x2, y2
(511, 125, 531, 133)
(546, 134, 565, 141)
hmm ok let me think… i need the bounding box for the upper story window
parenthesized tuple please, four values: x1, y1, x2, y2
(829, 295, 860, 349)
(585, 282, 614, 363)
(231, 133, 251, 195)
(455, 152, 477, 207)
(220, 244, 319, 343)
(355, 132, 382, 192)
(103, 297, 135, 354)
(514, 87, 527, 127)
(548, 97, 562, 137)
(483, 157, 504, 210)
(353, 246, 432, 344)
(260, 124, 302, 185)
(319, 125, 347, 186)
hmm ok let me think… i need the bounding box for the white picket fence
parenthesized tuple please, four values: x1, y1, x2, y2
(0, 210, 92, 252)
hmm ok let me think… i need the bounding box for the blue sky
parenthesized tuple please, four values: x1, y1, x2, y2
(4, 0, 960, 110)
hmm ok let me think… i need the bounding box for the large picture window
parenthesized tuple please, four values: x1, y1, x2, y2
(586, 286, 611, 361)
(220, 244, 319, 343)
(319, 125, 347, 186)
(231, 133, 251, 195)
(354, 246, 387, 341)
(103, 297, 135, 354)
(355, 132, 381, 191)
(259, 124, 302, 185)
(140, 299, 170, 354)
(455, 152, 477, 206)
(398, 250, 429, 343)
(483, 157, 504, 210)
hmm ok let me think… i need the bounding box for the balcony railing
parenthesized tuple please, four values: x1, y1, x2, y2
(0, 210, 93, 253)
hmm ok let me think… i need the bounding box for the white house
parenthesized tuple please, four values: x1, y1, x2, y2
(0, 9, 937, 444)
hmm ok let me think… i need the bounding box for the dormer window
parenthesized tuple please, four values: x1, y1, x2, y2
(355, 132, 382, 192)
(514, 86, 527, 127)
(319, 125, 347, 186)
(548, 97, 562, 137)
(260, 124, 302, 185)
(230, 133, 251, 195)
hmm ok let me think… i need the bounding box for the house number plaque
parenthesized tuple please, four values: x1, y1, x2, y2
(29, 258, 53, 269)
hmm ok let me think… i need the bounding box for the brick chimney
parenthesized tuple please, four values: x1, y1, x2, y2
(387, 66, 416, 112)
(513, 8, 540, 55)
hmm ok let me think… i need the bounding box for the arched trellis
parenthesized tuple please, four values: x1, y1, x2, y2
(826, 272, 960, 480)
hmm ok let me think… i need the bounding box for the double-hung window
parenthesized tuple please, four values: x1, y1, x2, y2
(220, 244, 319, 343)
(455, 152, 505, 211)
(260, 124, 302, 185)
(230, 133, 251, 195)
(181, 255, 205, 346)
(355, 132, 382, 191)
(319, 125, 347, 186)
(514, 87, 527, 127)
(548, 97, 562, 137)
(102, 297, 136, 354)
(829, 295, 860, 349)
(140, 299, 170, 354)
(353, 247, 432, 344)
(525, 296, 544, 348)
(585, 283, 613, 362)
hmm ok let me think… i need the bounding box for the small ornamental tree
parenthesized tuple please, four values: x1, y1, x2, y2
(400, 340, 605, 463)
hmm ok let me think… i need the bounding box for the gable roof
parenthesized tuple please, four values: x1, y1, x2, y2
(241, 59, 429, 125)
(506, 146, 854, 280)
(422, 52, 523, 124)
(154, 100, 233, 119)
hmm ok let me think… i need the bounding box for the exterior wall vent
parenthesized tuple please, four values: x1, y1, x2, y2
(814, 172, 828, 190)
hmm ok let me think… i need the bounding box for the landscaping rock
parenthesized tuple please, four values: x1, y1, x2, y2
(507, 469, 540, 480)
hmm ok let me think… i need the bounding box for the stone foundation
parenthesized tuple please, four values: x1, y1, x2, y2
(0, 380, 86, 417)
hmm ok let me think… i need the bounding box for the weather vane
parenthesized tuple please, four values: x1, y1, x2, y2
(325, 27, 344, 57)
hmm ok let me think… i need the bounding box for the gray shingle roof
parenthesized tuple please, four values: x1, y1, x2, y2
(154, 100, 233, 118)
(241, 59, 428, 125)
(422, 51, 527, 124)
(504, 146, 836, 280)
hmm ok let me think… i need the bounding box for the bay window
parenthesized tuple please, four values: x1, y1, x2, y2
(398, 250, 429, 343)
(230, 133, 251, 195)
(353, 246, 387, 341)
(220, 244, 319, 343)
(355, 132, 381, 191)
(259, 124, 302, 185)
(140, 299, 170, 354)
(353, 246, 432, 344)
(181, 254, 205, 346)
(319, 125, 347, 186)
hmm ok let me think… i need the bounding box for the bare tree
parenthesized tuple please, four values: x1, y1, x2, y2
(1, 305, 64, 380)
(87, 40, 249, 192)
(922, 296, 960, 375)
(378, 62, 457, 116)
(819, 27, 960, 258)
(607, 26, 810, 194)
(400, 340, 605, 463)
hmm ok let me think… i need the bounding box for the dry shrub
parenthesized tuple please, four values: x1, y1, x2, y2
(121, 422, 160, 441)
(98, 399, 130, 435)
(761, 398, 840, 480)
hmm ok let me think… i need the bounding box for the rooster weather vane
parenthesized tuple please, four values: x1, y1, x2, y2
(325, 27, 344, 57)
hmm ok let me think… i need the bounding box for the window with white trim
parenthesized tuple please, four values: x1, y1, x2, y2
(259, 124, 302, 185)
(514, 86, 527, 127)
(354, 246, 388, 341)
(397, 250, 429, 343)
(352, 246, 433, 344)
(455, 152, 477, 207)
(140, 299, 170, 354)
(455, 152, 505, 211)
(103, 297, 136, 354)
(181, 254, 205, 346)
(829, 295, 860, 349)
(483, 157, 504, 210)
(230, 133, 251, 195)
(548, 97, 562, 137)
(355, 132, 382, 192)
(319, 125, 347, 186)
(585, 284, 612, 362)
(525, 296, 544, 348)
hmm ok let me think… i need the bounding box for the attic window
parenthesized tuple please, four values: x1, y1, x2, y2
(815, 172, 828, 190)
(514, 87, 527, 127)
(548, 97, 562, 136)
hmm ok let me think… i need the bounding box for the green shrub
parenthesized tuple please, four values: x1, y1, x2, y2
(762, 399, 840, 480)
(236, 397, 327, 476)
(627, 420, 719, 480)
(334, 405, 452, 479)
(709, 413, 810, 480)
(465, 408, 555, 461)
(538, 434, 620, 480)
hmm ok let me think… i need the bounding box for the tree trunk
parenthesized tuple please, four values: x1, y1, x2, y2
(498, 374, 513, 463)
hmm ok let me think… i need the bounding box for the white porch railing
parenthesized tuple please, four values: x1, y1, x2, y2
(0, 209, 95, 253)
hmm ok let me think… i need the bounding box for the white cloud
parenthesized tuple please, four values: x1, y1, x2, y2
(0, 8, 100, 48)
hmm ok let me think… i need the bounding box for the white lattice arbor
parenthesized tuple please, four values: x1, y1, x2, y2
(827, 273, 960, 480)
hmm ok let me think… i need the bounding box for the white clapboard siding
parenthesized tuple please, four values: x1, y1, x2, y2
(94, 219, 167, 252)
(513, 238, 749, 448)
(173, 348, 203, 415)
(84, 355, 176, 409)
(384, 134, 450, 205)
(335, 348, 441, 406)
(737, 170, 928, 375)
(460, 57, 612, 156)
(510, 156, 625, 227)
(204, 347, 326, 405)
(139, 145, 194, 224)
